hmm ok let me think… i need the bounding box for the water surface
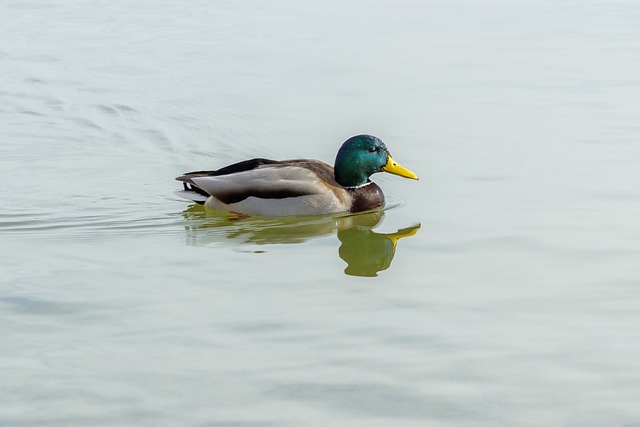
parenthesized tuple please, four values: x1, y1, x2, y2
(1, 0, 639, 426)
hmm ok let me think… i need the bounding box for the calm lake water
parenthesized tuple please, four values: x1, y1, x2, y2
(1, 0, 639, 425)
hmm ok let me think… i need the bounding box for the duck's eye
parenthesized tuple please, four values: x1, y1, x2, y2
(368, 147, 377, 153)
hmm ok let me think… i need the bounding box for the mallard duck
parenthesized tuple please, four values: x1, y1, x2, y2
(175, 134, 418, 217)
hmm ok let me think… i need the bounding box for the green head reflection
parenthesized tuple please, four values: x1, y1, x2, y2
(337, 219, 420, 277)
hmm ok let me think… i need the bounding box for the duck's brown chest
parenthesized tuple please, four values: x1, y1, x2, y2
(347, 182, 385, 213)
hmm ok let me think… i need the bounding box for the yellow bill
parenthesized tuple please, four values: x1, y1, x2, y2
(382, 156, 419, 180)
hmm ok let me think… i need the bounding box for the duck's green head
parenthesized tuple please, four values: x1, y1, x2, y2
(334, 135, 419, 187)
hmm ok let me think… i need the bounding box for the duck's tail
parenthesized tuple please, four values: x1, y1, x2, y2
(173, 189, 208, 204)
(174, 174, 211, 204)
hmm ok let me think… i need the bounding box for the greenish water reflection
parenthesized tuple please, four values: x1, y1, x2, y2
(181, 205, 420, 277)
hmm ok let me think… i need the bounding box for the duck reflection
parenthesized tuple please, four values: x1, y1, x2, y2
(181, 205, 419, 277)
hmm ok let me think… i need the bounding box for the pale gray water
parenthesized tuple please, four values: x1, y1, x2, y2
(1, 0, 640, 426)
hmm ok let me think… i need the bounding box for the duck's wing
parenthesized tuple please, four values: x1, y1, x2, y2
(175, 158, 279, 203)
(176, 159, 341, 205)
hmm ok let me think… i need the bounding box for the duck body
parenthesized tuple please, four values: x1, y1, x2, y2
(175, 135, 417, 217)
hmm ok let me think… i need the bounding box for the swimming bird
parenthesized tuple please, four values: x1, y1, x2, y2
(175, 134, 418, 217)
